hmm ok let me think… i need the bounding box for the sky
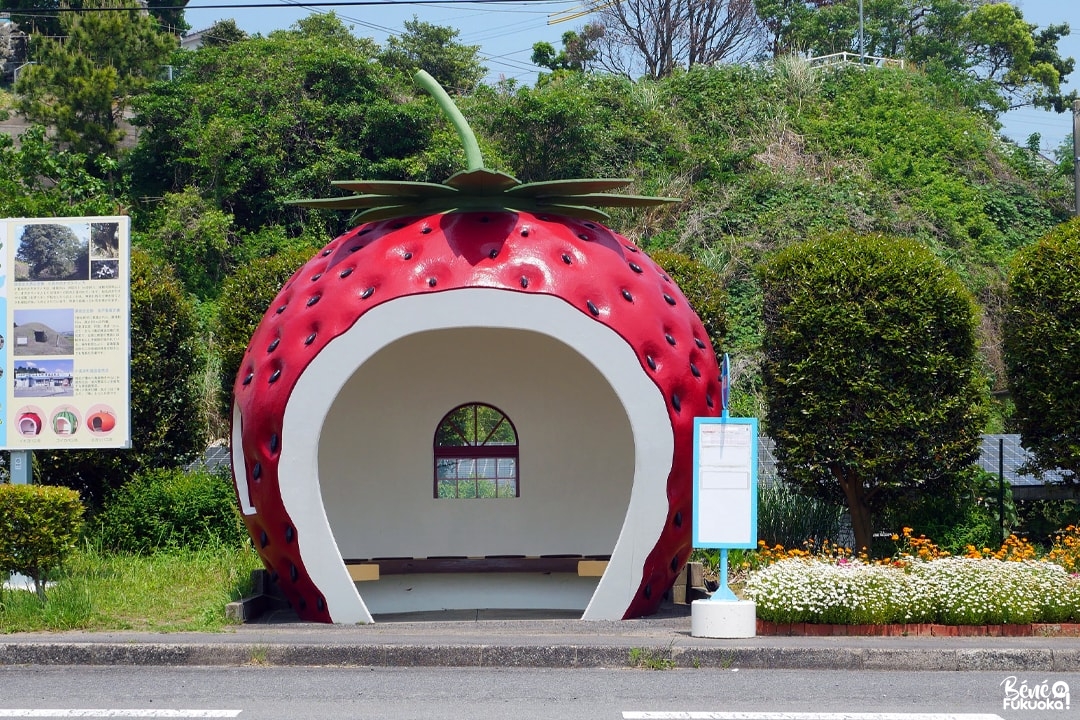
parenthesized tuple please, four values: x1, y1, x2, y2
(182, 0, 1079, 155)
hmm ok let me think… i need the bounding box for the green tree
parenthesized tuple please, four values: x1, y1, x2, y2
(1003, 217, 1080, 483)
(378, 17, 486, 93)
(125, 14, 439, 235)
(14, 0, 176, 157)
(15, 223, 85, 279)
(0, 126, 119, 218)
(35, 250, 207, 507)
(200, 18, 248, 48)
(531, 27, 603, 73)
(758, 233, 987, 552)
(0, 0, 187, 37)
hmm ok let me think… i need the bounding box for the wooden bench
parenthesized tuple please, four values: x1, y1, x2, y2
(344, 555, 610, 581)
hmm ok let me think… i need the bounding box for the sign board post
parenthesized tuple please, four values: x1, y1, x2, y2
(0, 217, 131, 594)
(691, 353, 759, 637)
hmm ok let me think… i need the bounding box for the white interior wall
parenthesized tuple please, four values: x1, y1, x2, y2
(319, 327, 635, 560)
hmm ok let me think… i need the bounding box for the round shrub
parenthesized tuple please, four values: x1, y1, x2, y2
(92, 467, 245, 553)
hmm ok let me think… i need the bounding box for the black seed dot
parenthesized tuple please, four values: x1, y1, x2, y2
(350, 245, 362, 252)
(359, 228, 372, 236)
(621, 289, 633, 302)
(665, 334, 676, 346)
(695, 338, 707, 350)
(520, 276, 529, 289)
(706, 394, 714, 408)
(584, 222, 596, 229)
(311, 273, 322, 282)
(690, 363, 701, 378)
(259, 531, 269, 548)
(298, 597, 307, 610)
(646, 355, 656, 371)
(624, 244, 639, 253)
(339, 267, 353, 278)
(270, 434, 279, 454)
(276, 305, 287, 314)
(674, 511, 683, 527)
(322, 248, 332, 256)
(644, 584, 652, 599)
(361, 287, 374, 299)
(670, 555, 679, 572)
(252, 462, 262, 480)
(662, 274, 672, 283)
(480, 216, 490, 223)
(421, 226, 432, 235)
(317, 597, 326, 612)
(489, 249, 498, 259)
(578, 233, 590, 241)
(267, 338, 280, 353)
(663, 294, 676, 306)
(629, 262, 643, 273)
(672, 393, 681, 412)
(561, 253, 572, 265)
(270, 571, 279, 583)
(305, 332, 317, 346)
(587, 300, 600, 316)
(242, 373, 253, 386)
(306, 295, 320, 307)
(428, 277, 437, 287)
(520, 228, 529, 237)
(269, 369, 281, 384)
(285, 526, 295, 544)
(390, 222, 405, 229)
(403, 252, 412, 260)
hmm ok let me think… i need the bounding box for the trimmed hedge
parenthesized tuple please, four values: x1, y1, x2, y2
(0, 484, 85, 600)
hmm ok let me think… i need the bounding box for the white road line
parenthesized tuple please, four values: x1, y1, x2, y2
(0, 712, 241, 718)
(623, 714, 1006, 720)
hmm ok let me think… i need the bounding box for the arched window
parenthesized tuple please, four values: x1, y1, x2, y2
(434, 403, 519, 499)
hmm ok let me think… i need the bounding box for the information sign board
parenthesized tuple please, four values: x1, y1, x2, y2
(0, 216, 131, 450)
(693, 416, 758, 548)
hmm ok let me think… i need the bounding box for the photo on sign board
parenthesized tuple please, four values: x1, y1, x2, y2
(13, 221, 91, 282)
(12, 308, 75, 356)
(90, 222, 120, 259)
(13, 358, 74, 398)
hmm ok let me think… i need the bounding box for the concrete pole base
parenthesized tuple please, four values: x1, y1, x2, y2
(691, 599, 757, 638)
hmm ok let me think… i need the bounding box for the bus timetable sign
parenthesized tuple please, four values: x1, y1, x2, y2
(692, 416, 758, 548)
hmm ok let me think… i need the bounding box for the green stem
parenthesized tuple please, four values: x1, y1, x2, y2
(414, 70, 484, 172)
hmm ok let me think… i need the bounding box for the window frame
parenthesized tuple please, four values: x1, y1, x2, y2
(433, 402, 520, 499)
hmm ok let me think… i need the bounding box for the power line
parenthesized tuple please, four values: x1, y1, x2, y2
(9, 0, 575, 12)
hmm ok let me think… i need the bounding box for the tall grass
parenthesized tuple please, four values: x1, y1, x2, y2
(0, 544, 261, 633)
(758, 480, 846, 549)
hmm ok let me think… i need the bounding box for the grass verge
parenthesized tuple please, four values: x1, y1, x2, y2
(0, 544, 262, 633)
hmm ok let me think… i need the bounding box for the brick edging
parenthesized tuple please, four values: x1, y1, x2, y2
(756, 619, 1080, 637)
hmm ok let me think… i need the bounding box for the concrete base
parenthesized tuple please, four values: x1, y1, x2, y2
(691, 599, 757, 638)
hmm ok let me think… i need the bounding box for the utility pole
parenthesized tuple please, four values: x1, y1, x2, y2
(1074, 99, 1079, 216)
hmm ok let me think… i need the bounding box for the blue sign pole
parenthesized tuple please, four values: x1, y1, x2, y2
(7, 450, 33, 591)
(713, 352, 738, 601)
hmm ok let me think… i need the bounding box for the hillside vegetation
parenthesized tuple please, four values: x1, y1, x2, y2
(1, 15, 1075, 467)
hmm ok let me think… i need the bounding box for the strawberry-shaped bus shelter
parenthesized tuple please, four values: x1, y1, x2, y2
(231, 72, 722, 623)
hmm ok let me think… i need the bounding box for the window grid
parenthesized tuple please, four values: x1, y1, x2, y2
(434, 403, 519, 499)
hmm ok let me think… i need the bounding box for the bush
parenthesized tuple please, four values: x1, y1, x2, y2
(0, 484, 85, 600)
(91, 467, 245, 554)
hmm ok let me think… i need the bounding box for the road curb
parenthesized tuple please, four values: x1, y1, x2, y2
(1, 642, 1076, 671)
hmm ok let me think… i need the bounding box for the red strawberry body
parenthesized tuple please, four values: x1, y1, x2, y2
(231, 209, 721, 622)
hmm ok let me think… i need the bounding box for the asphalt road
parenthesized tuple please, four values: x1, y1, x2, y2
(1, 666, 1077, 720)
